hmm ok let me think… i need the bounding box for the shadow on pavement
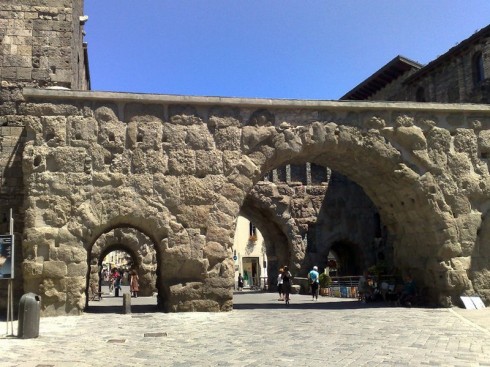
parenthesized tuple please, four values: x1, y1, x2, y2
(233, 301, 390, 310)
(231, 291, 413, 310)
(85, 304, 160, 314)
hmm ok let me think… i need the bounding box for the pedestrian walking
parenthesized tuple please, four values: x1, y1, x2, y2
(308, 265, 320, 300)
(130, 269, 139, 298)
(277, 268, 284, 301)
(237, 273, 244, 291)
(282, 266, 292, 305)
(109, 268, 116, 294)
(113, 268, 122, 297)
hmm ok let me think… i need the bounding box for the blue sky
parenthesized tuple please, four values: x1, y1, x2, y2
(84, 1, 490, 100)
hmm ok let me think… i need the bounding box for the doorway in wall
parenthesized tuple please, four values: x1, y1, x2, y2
(242, 257, 260, 288)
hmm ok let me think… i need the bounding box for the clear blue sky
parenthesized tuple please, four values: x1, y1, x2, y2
(84, 1, 490, 100)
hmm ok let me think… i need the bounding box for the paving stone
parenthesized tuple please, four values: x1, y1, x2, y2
(1, 293, 490, 366)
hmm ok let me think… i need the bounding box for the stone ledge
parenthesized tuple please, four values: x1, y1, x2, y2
(22, 88, 490, 113)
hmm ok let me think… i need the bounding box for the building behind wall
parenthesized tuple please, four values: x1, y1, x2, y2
(341, 25, 490, 103)
(340, 23, 490, 287)
(233, 216, 268, 289)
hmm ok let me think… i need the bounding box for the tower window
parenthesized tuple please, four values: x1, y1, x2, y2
(473, 52, 485, 85)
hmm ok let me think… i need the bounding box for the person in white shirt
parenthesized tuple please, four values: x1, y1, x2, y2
(277, 268, 284, 301)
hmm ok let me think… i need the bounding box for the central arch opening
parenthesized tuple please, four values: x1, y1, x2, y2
(233, 159, 392, 304)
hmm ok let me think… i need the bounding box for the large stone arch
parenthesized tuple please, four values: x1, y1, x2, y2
(242, 115, 479, 306)
(20, 89, 490, 313)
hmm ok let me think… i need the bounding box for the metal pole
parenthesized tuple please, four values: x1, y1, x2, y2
(9, 208, 13, 235)
(6, 280, 9, 336)
(8, 209, 14, 335)
(7, 279, 14, 336)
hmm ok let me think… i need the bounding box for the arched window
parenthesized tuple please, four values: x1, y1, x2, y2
(473, 52, 485, 85)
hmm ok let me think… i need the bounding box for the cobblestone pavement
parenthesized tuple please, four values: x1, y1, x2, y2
(1, 291, 490, 367)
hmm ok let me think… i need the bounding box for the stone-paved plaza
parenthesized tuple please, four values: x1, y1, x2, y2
(1, 291, 490, 367)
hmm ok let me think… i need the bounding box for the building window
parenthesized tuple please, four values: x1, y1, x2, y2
(249, 222, 257, 242)
(310, 163, 328, 184)
(290, 164, 305, 184)
(263, 171, 273, 182)
(473, 52, 485, 85)
(416, 87, 426, 102)
(276, 166, 287, 182)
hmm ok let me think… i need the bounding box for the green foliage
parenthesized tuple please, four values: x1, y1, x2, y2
(368, 261, 388, 276)
(319, 273, 331, 288)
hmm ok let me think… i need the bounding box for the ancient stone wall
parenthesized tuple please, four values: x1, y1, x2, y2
(12, 88, 490, 315)
(2, 1, 490, 318)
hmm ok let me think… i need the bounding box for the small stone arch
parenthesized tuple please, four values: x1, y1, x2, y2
(327, 240, 365, 276)
(86, 227, 158, 307)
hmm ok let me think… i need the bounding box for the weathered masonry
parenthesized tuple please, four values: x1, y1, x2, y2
(2, 1, 490, 316)
(16, 88, 490, 315)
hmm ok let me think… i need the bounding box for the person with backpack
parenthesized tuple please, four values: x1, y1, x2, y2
(308, 265, 320, 301)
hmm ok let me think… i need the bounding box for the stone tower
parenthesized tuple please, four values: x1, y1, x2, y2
(0, 0, 90, 90)
(0, 0, 89, 312)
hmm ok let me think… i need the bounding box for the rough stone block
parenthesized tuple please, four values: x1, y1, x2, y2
(67, 262, 86, 277)
(195, 150, 223, 176)
(179, 176, 219, 205)
(168, 149, 196, 175)
(22, 261, 43, 279)
(45, 147, 87, 172)
(42, 115, 66, 146)
(162, 123, 187, 149)
(16, 67, 32, 80)
(43, 260, 67, 278)
(203, 241, 227, 268)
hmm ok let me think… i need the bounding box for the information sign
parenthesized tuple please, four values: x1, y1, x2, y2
(0, 234, 14, 279)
